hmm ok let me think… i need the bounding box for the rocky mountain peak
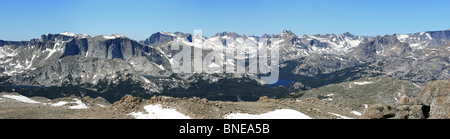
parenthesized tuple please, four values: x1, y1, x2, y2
(281, 30, 295, 37)
(342, 32, 355, 37)
(213, 31, 240, 38)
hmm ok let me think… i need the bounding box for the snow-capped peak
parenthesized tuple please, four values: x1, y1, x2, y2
(103, 34, 125, 39)
(158, 31, 176, 36)
(59, 32, 90, 38)
(60, 32, 76, 37)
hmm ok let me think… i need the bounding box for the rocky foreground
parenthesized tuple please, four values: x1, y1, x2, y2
(0, 93, 360, 119)
(0, 80, 448, 119)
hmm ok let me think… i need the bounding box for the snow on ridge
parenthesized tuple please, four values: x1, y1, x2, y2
(224, 109, 312, 119)
(351, 111, 362, 116)
(59, 32, 90, 38)
(305, 34, 363, 54)
(129, 104, 191, 119)
(158, 31, 176, 36)
(77, 34, 90, 38)
(60, 32, 76, 37)
(2, 94, 41, 104)
(397, 34, 409, 42)
(103, 34, 125, 39)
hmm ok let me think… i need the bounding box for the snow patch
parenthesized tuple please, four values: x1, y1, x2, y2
(329, 112, 352, 119)
(159, 31, 177, 36)
(224, 109, 312, 119)
(103, 34, 125, 39)
(397, 34, 409, 42)
(69, 98, 89, 109)
(351, 111, 362, 116)
(45, 40, 65, 60)
(77, 34, 90, 38)
(353, 81, 373, 85)
(156, 64, 165, 70)
(2, 94, 40, 104)
(25, 54, 36, 69)
(412, 83, 422, 89)
(425, 33, 432, 40)
(141, 76, 151, 83)
(129, 104, 191, 119)
(97, 104, 106, 107)
(323, 98, 333, 101)
(51, 101, 69, 106)
(60, 32, 76, 37)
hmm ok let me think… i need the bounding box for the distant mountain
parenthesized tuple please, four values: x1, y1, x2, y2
(0, 29, 449, 102)
(141, 31, 192, 46)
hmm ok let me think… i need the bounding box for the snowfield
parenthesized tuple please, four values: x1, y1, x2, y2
(129, 104, 191, 119)
(2, 94, 41, 104)
(224, 109, 312, 119)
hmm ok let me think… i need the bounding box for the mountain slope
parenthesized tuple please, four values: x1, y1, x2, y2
(285, 76, 424, 111)
(0, 29, 449, 102)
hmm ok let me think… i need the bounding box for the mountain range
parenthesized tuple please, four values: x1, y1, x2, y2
(0, 30, 449, 102)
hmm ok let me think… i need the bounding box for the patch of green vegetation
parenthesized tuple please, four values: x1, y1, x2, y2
(279, 60, 381, 90)
(0, 73, 154, 103)
(285, 76, 422, 111)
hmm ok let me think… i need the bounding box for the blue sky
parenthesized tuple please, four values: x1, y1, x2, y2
(1, 0, 449, 41)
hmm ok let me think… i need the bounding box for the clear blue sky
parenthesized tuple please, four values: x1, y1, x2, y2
(1, 0, 449, 41)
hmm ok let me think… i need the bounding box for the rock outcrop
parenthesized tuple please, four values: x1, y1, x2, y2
(416, 80, 449, 119)
(362, 80, 449, 119)
(112, 95, 143, 113)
